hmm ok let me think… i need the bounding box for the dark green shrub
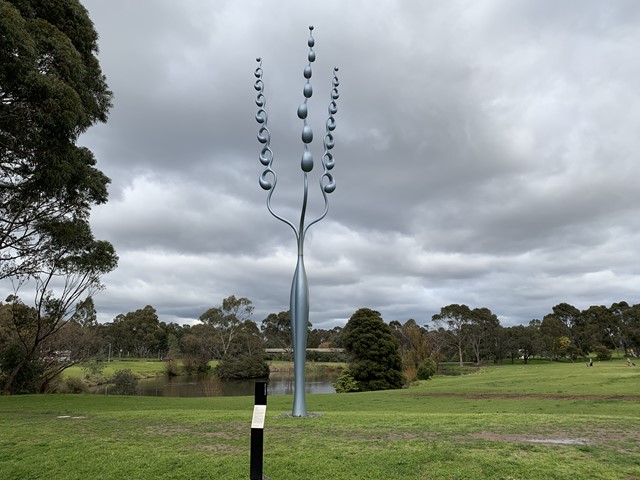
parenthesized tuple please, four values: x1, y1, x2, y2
(566, 345, 585, 361)
(592, 344, 612, 361)
(417, 357, 437, 380)
(342, 308, 404, 391)
(65, 377, 89, 394)
(215, 354, 270, 380)
(164, 359, 179, 377)
(333, 370, 359, 393)
(0, 343, 43, 394)
(182, 353, 210, 374)
(112, 369, 138, 395)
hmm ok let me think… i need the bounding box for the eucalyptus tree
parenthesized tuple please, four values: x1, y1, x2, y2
(215, 320, 270, 380)
(199, 295, 254, 359)
(432, 304, 474, 366)
(0, 221, 116, 393)
(261, 310, 292, 350)
(0, 1, 117, 392)
(613, 302, 640, 354)
(108, 305, 164, 358)
(581, 305, 619, 351)
(390, 319, 431, 375)
(465, 307, 500, 364)
(1, 0, 113, 280)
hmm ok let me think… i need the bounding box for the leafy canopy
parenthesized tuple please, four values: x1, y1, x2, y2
(0, 0, 114, 279)
(342, 308, 404, 391)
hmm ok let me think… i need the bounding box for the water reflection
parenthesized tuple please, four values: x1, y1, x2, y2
(93, 370, 338, 397)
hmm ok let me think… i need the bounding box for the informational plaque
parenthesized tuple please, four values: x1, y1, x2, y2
(251, 405, 267, 429)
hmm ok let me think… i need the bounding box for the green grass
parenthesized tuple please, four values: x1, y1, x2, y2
(64, 359, 171, 380)
(2, 359, 639, 479)
(64, 359, 342, 380)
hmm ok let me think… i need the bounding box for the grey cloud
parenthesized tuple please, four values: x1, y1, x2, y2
(31, 0, 637, 327)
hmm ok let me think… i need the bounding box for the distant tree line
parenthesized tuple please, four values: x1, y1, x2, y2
(1, 295, 639, 394)
(430, 301, 640, 367)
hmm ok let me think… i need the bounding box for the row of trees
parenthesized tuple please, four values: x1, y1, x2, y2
(431, 302, 640, 366)
(2, 293, 639, 393)
(340, 301, 640, 392)
(0, 294, 344, 392)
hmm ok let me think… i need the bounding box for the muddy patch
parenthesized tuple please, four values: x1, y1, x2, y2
(466, 432, 591, 445)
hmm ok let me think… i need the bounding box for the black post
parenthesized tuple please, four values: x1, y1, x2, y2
(250, 381, 268, 480)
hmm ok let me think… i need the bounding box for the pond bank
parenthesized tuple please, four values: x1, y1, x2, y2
(91, 368, 341, 397)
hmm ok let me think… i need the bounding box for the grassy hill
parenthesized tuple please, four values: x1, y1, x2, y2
(1, 359, 638, 479)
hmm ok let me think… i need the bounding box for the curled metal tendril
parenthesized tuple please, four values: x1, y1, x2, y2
(321, 67, 339, 194)
(255, 58, 275, 192)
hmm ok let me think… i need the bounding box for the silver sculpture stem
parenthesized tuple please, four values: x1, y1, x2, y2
(255, 26, 339, 417)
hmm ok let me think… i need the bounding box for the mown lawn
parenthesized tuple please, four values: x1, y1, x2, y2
(63, 359, 342, 380)
(1, 359, 639, 479)
(64, 359, 172, 380)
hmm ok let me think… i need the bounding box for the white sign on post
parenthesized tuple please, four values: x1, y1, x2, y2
(251, 405, 267, 429)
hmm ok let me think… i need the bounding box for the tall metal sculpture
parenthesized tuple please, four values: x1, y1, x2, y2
(254, 26, 339, 417)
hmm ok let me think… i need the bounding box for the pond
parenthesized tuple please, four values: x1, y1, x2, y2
(92, 369, 340, 398)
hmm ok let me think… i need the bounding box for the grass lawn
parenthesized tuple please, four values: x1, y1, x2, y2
(63, 359, 341, 381)
(64, 359, 172, 380)
(1, 359, 639, 479)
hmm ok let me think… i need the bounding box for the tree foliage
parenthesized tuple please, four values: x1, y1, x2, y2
(109, 305, 164, 358)
(432, 304, 473, 366)
(199, 295, 254, 359)
(1, 0, 113, 280)
(390, 319, 431, 380)
(465, 307, 500, 364)
(342, 308, 404, 391)
(111, 369, 137, 395)
(416, 357, 437, 381)
(333, 370, 359, 393)
(0, 296, 101, 393)
(261, 310, 292, 350)
(215, 320, 269, 380)
(0, 0, 116, 393)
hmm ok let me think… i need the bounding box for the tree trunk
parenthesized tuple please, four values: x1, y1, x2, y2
(2, 358, 28, 394)
(458, 343, 464, 367)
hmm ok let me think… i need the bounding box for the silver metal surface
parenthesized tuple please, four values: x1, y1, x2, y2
(254, 26, 339, 417)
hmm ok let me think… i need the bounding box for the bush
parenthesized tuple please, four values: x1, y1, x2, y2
(403, 365, 417, 383)
(64, 377, 89, 394)
(164, 359, 179, 377)
(417, 358, 437, 380)
(215, 354, 270, 380)
(592, 344, 612, 361)
(333, 370, 359, 393)
(111, 369, 138, 395)
(182, 353, 210, 374)
(81, 357, 105, 378)
(0, 343, 43, 394)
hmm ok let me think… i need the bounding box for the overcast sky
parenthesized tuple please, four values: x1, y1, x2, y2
(68, 0, 640, 328)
